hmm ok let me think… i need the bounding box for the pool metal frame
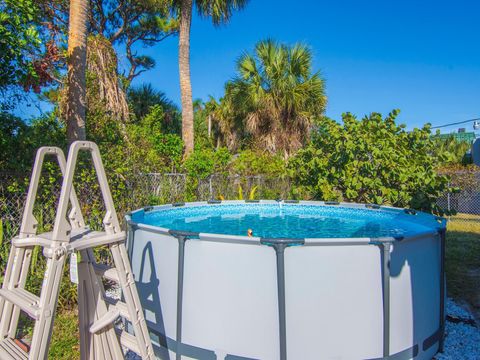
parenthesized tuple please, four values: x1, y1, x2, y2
(126, 200, 446, 360)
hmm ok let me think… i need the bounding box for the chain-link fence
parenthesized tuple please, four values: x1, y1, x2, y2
(0, 171, 293, 243)
(3, 169, 480, 236)
(129, 173, 292, 203)
(437, 169, 480, 227)
(0, 172, 104, 241)
(2, 169, 479, 247)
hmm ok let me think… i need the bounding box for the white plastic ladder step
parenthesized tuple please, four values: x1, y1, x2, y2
(12, 229, 125, 250)
(0, 288, 41, 320)
(70, 230, 126, 251)
(0, 338, 29, 360)
(11, 228, 93, 248)
(89, 309, 121, 334)
(115, 328, 140, 355)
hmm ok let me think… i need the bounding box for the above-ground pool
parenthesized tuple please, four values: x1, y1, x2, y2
(126, 200, 446, 360)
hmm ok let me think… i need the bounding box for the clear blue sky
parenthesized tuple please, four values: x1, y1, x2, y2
(129, 0, 480, 132)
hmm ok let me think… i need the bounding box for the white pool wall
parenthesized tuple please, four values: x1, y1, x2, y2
(126, 200, 446, 360)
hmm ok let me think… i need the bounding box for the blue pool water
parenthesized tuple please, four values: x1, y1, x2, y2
(136, 203, 442, 239)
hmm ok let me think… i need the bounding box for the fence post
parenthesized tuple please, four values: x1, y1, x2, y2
(447, 180, 451, 213)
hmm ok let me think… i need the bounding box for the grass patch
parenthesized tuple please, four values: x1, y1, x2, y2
(49, 309, 80, 359)
(448, 215, 480, 232)
(446, 217, 480, 319)
(449, 213, 480, 230)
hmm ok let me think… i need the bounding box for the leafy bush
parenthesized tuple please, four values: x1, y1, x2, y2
(0, 112, 65, 173)
(140, 103, 181, 135)
(0, 0, 42, 99)
(231, 150, 286, 177)
(289, 110, 449, 212)
(432, 133, 473, 166)
(0, 112, 31, 172)
(127, 84, 180, 130)
(184, 147, 232, 179)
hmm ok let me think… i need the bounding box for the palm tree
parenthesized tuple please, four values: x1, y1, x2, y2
(222, 39, 327, 158)
(174, 0, 248, 156)
(128, 83, 181, 134)
(204, 95, 242, 149)
(127, 83, 178, 120)
(65, 0, 89, 143)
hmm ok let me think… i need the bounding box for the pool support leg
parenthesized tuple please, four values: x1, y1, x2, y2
(276, 244, 287, 360)
(381, 241, 392, 358)
(177, 235, 185, 360)
(126, 219, 137, 261)
(169, 230, 199, 360)
(261, 238, 305, 360)
(439, 228, 446, 353)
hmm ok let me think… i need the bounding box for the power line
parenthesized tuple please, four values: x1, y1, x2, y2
(431, 117, 480, 129)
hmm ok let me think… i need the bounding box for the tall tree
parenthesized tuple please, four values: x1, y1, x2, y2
(219, 39, 326, 157)
(174, 0, 248, 156)
(38, 0, 177, 143)
(87, 35, 130, 123)
(40, 0, 178, 87)
(65, 0, 89, 142)
(177, 0, 194, 155)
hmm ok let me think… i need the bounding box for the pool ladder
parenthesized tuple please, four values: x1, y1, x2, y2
(0, 141, 154, 360)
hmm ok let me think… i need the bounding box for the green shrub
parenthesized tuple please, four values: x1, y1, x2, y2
(289, 110, 449, 212)
(184, 147, 232, 179)
(232, 150, 286, 177)
(126, 106, 184, 172)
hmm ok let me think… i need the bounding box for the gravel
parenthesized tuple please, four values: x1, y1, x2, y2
(114, 287, 479, 360)
(105, 285, 121, 300)
(435, 298, 480, 360)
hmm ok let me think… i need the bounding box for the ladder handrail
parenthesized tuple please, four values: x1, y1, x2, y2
(20, 146, 85, 237)
(52, 141, 121, 242)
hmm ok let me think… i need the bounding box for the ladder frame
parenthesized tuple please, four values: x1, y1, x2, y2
(0, 146, 84, 340)
(0, 142, 154, 360)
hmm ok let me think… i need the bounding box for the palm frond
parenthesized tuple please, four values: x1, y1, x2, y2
(218, 39, 326, 157)
(196, 0, 249, 26)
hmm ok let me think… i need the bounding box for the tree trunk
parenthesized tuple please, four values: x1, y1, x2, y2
(178, 0, 194, 156)
(66, 0, 89, 143)
(207, 114, 212, 138)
